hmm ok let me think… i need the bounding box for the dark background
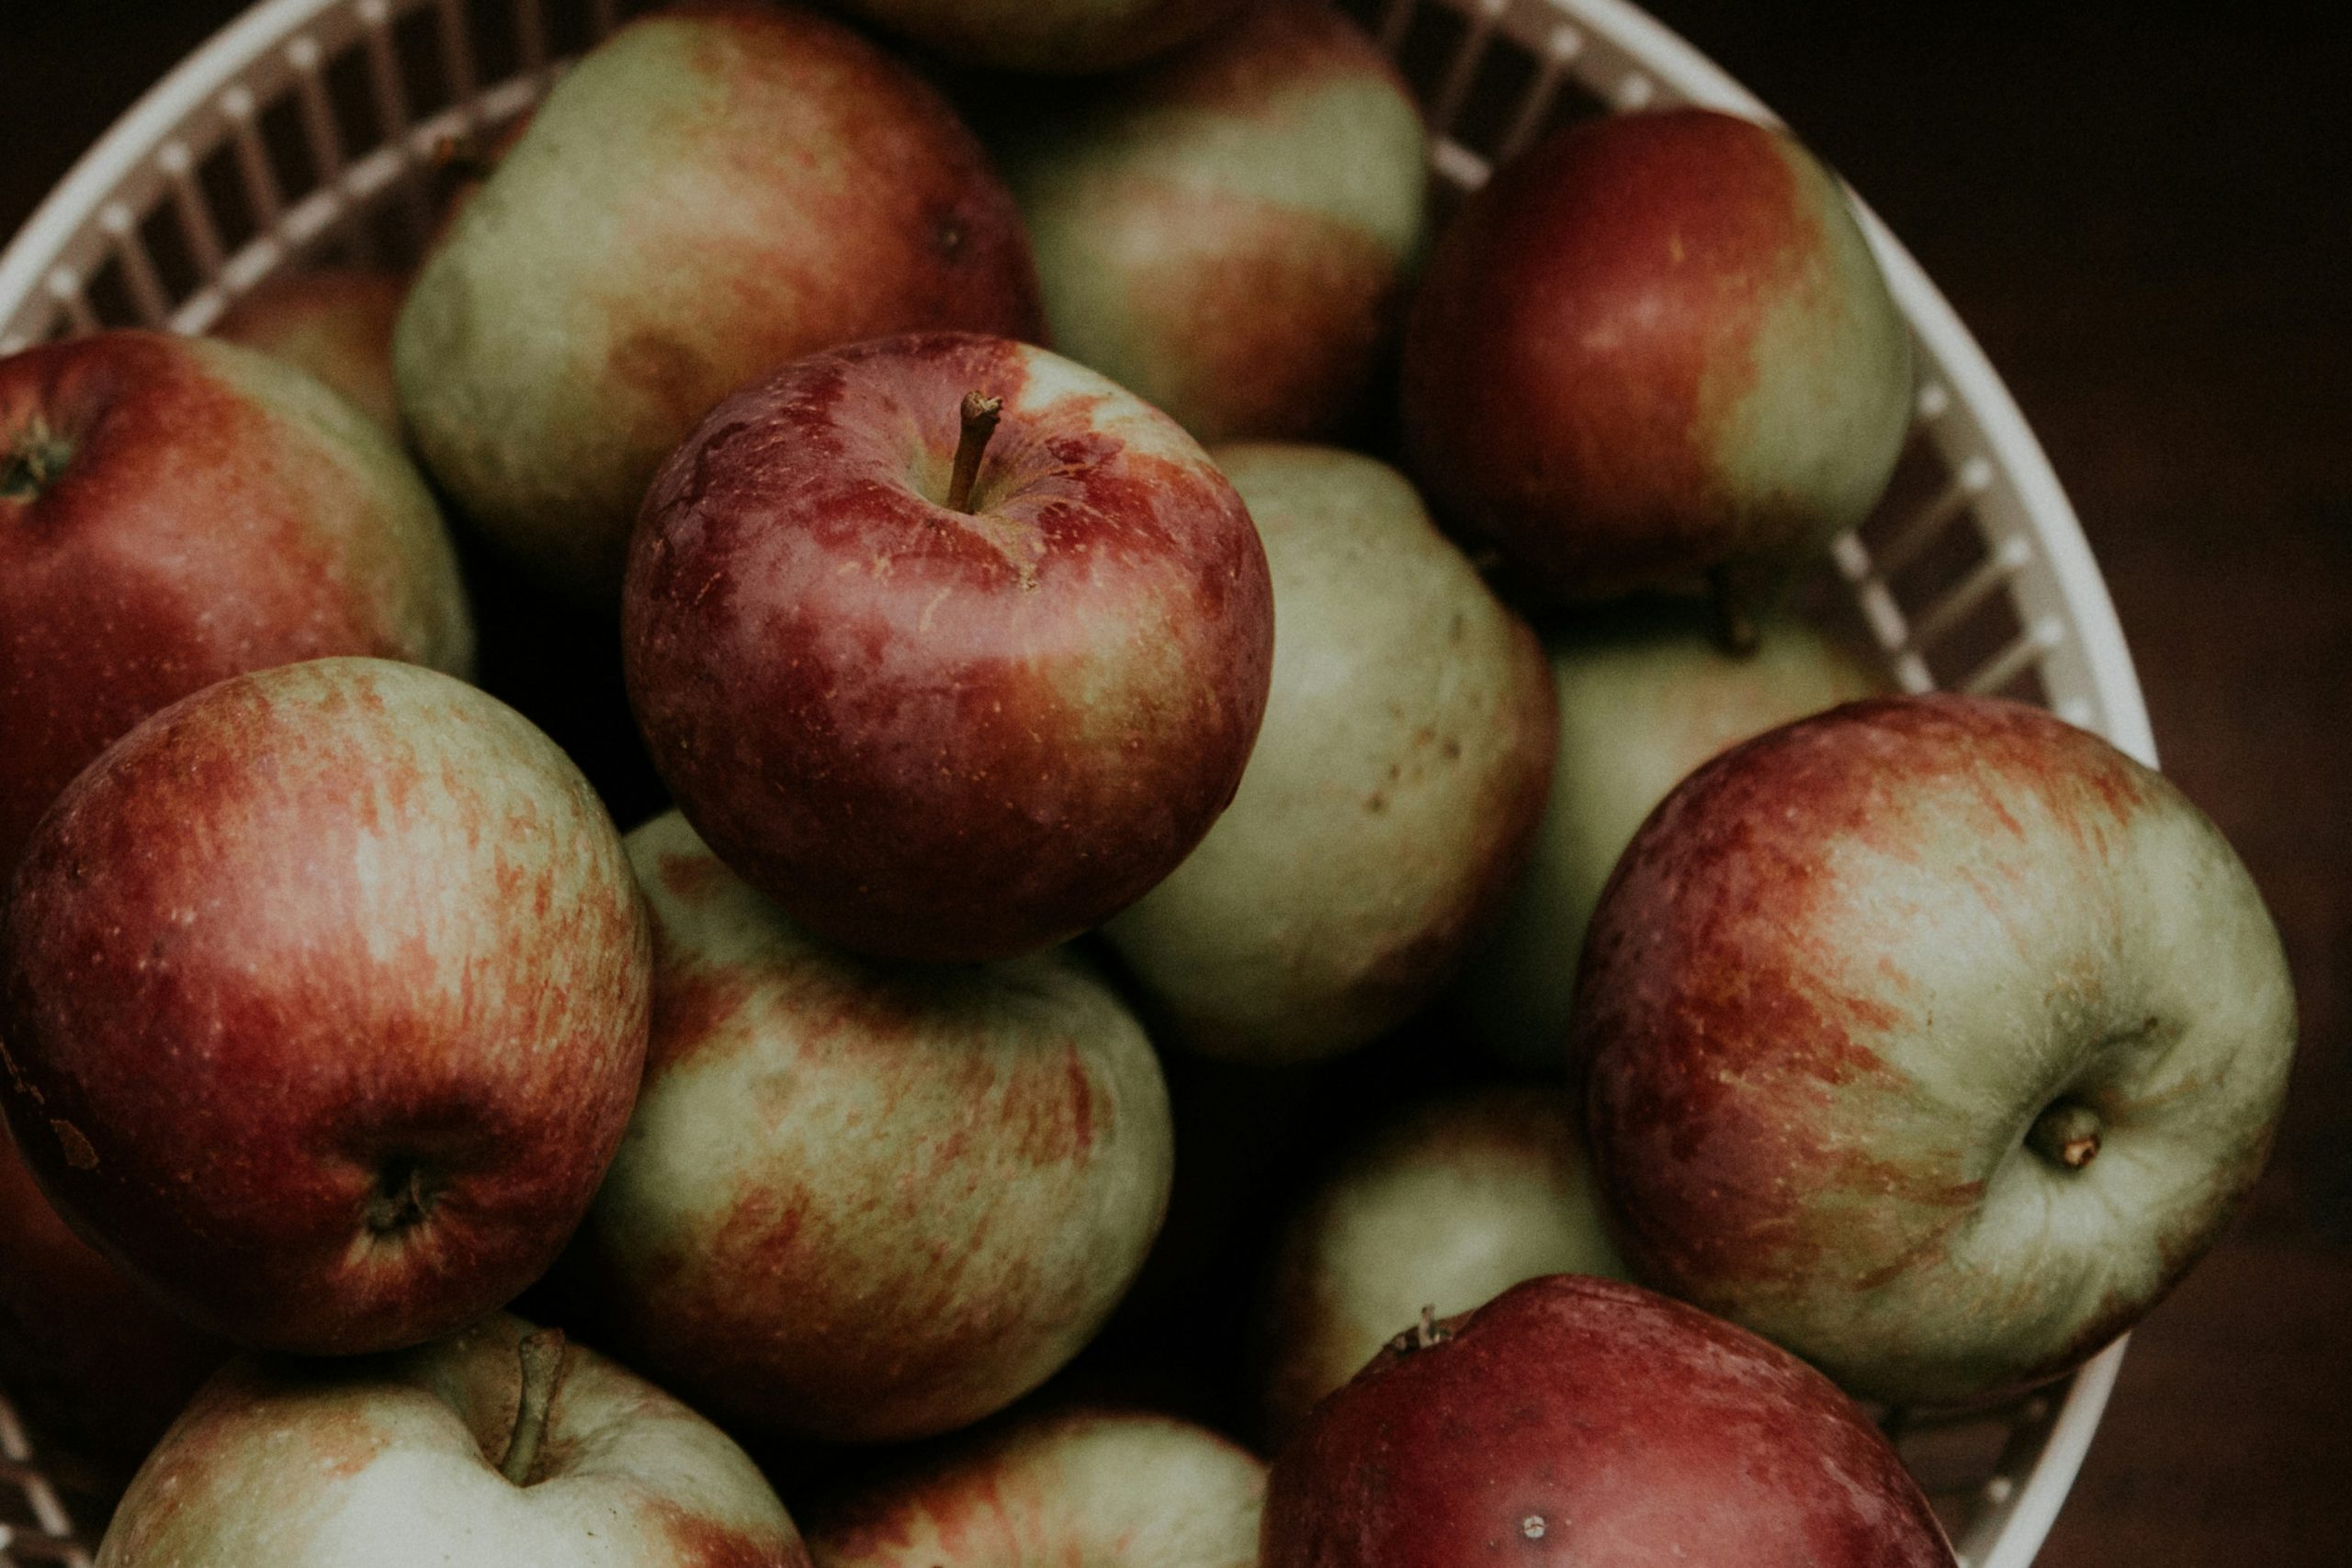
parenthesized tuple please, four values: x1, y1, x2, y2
(6, 1, 2346, 1561)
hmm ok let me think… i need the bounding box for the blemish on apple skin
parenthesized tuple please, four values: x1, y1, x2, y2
(51, 1118, 99, 1170)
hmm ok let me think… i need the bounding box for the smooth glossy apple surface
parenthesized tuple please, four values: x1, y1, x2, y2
(828, 0, 1254, 73)
(1400, 108, 1912, 606)
(397, 2, 1046, 604)
(1263, 1274, 1953, 1568)
(580, 811, 1173, 1442)
(98, 1314, 808, 1567)
(0, 659, 650, 1355)
(1256, 1085, 1625, 1445)
(624, 332, 1273, 962)
(212, 266, 407, 431)
(803, 1407, 1261, 1568)
(989, 0, 1426, 443)
(0, 330, 472, 873)
(0, 1124, 224, 1477)
(1575, 694, 2297, 1405)
(1461, 600, 1887, 1068)
(1102, 444, 1549, 1060)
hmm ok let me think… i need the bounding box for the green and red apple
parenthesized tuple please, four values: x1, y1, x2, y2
(1401, 108, 1913, 611)
(1460, 600, 1888, 1068)
(987, 0, 1428, 443)
(1102, 444, 1551, 1060)
(1575, 694, 2297, 1405)
(623, 332, 1272, 963)
(0, 659, 650, 1356)
(0, 330, 471, 874)
(396, 2, 1046, 604)
(97, 1314, 808, 1567)
(575, 811, 1174, 1443)
(212, 266, 407, 432)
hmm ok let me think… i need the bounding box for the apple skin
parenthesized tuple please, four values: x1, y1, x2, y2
(396, 1, 1046, 605)
(576, 810, 1175, 1443)
(212, 267, 407, 432)
(96, 1314, 809, 1567)
(1263, 1274, 1954, 1567)
(0, 658, 651, 1356)
(1255, 1085, 1626, 1446)
(1399, 108, 1913, 605)
(1100, 444, 1551, 1061)
(1574, 694, 2297, 1406)
(802, 1407, 1261, 1568)
(623, 332, 1273, 963)
(986, 0, 1427, 443)
(1460, 600, 1887, 1068)
(0, 1123, 225, 1479)
(0, 329, 473, 874)
(824, 0, 1256, 74)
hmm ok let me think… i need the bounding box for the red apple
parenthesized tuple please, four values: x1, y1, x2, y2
(0, 329, 473, 874)
(396, 1, 1047, 605)
(988, 0, 1428, 443)
(211, 267, 407, 433)
(1263, 1274, 1953, 1567)
(1399, 108, 1913, 610)
(97, 1314, 808, 1566)
(623, 331, 1273, 962)
(803, 1407, 1261, 1568)
(0, 658, 650, 1356)
(572, 810, 1175, 1443)
(0, 1123, 224, 1478)
(1575, 694, 2297, 1405)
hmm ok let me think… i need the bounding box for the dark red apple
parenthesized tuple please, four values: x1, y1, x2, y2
(211, 267, 407, 432)
(1263, 1274, 1953, 1567)
(0, 658, 651, 1356)
(1399, 108, 1913, 610)
(1575, 694, 2296, 1405)
(0, 330, 473, 874)
(623, 331, 1273, 962)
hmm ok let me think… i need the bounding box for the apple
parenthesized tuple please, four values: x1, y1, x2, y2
(0, 1123, 224, 1479)
(0, 657, 651, 1356)
(1399, 108, 1913, 614)
(1459, 599, 1887, 1069)
(623, 331, 1274, 963)
(984, 0, 1428, 444)
(823, 0, 1257, 74)
(97, 1314, 809, 1566)
(211, 266, 407, 432)
(1263, 1274, 1954, 1567)
(0, 329, 472, 874)
(1574, 694, 2298, 1406)
(802, 1407, 1261, 1568)
(396, 1, 1046, 606)
(1255, 1085, 1625, 1445)
(572, 810, 1173, 1443)
(1100, 444, 1551, 1061)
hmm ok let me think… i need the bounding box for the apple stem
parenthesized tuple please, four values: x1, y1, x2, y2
(500, 1327, 570, 1487)
(1389, 1303, 1452, 1355)
(2, 424, 73, 502)
(2027, 1100, 2102, 1170)
(429, 133, 497, 183)
(1706, 566, 1759, 656)
(945, 391, 1003, 514)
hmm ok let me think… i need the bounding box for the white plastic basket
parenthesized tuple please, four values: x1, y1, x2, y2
(0, 0, 2142, 1563)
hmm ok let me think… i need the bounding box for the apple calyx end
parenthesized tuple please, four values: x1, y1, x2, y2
(500, 1326, 571, 1487)
(362, 1157, 440, 1237)
(3, 422, 74, 503)
(1390, 1303, 1453, 1355)
(945, 390, 1004, 514)
(2026, 1100, 2103, 1171)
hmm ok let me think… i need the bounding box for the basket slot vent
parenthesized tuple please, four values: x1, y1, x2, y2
(357, 0, 436, 242)
(1895, 533, 2033, 660)
(1425, 0, 1509, 140)
(97, 204, 173, 327)
(221, 86, 289, 244)
(43, 271, 99, 337)
(288, 36, 376, 263)
(1831, 533, 1937, 693)
(1869, 453, 1993, 584)
(1497, 24, 1586, 162)
(0, 1402, 83, 1558)
(157, 141, 229, 281)
(1376, 0, 1420, 54)
(1962, 616, 2062, 699)
(434, 0, 482, 129)
(515, 0, 552, 81)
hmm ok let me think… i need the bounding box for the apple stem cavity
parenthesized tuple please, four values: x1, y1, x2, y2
(2027, 1100, 2103, 1171)
(1705, 567, 1759, 656)
(501, 1327, 571, 1487)
(3, 423, 74, 502)
(945, 391, 1003, 514)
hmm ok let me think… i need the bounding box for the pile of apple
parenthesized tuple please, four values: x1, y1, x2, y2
(0, 2, 2298, 1564)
